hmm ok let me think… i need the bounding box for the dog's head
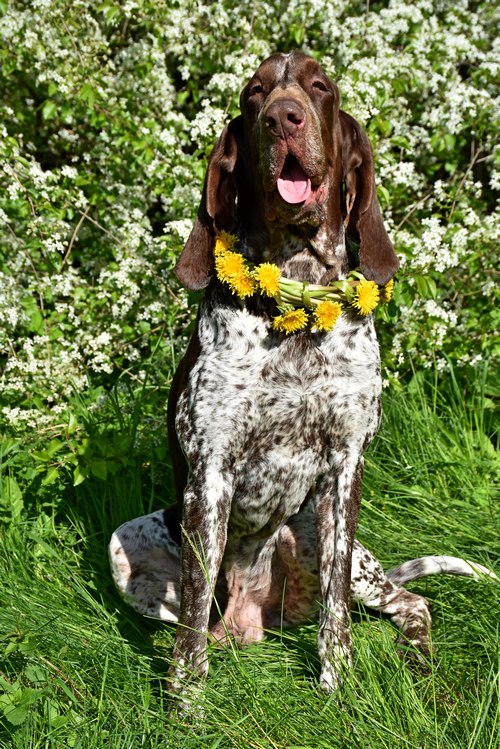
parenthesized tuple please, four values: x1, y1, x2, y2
(175, 52, 399, 290)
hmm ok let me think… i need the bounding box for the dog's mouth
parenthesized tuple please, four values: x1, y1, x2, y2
(276, 155, 312, 205)
(261, 149, 328, 221)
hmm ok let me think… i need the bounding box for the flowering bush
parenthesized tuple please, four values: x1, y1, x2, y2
(0, 0, 498, 439)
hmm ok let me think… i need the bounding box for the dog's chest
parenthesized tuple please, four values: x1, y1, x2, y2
(176, 306, 381, 536)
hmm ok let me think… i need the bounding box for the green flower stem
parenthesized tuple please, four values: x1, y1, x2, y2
(279, 290, 344, 306)
(278, 282, 351, 307)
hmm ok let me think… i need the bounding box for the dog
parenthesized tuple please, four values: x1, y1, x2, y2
(109, 52, 496, 701)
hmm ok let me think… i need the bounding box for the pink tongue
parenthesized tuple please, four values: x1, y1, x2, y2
(277, 161, 312, 204)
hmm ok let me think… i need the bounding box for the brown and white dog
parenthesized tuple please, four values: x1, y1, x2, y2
(109, 53, 496, 703)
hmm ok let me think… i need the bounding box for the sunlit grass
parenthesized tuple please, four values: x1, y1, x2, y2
(0, 369, 498, 748)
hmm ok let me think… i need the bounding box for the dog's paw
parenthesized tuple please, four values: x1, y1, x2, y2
(318, 639, 352, 695)
(168, 689, 205, 722)
(166, 662, 206, 721)
(210, 616, 265, 646)
(396, 633, 435, 676)
(319, 665, 343, 694)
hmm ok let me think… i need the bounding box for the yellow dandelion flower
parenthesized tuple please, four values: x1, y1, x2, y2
(214, 230, 237, 257)
(230, 270, 256, 298)
(215, 250, 245, 278)
(215, 250, 255, 298)
(379, 277, 394, 303)
(352, 279, 380, 316)
(254, 263, 281, 297)
(272, 308, 309, 334)
(313, 300, 343, 332)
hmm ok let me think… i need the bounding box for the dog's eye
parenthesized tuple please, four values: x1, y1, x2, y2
(249, 83, 264, 97)
(312, 80, 329, 92)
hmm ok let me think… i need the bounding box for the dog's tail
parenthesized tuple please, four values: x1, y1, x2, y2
(386, 556, 498, 586)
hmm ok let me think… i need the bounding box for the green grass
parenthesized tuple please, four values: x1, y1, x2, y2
(0, 369, 498, 748)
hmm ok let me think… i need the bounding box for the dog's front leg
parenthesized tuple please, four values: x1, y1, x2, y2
(314, 456, 363, 693)
(167, 473, 231, 707)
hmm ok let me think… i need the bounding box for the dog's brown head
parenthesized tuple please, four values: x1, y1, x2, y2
(175, 52, 399, 290)
(240, 52, 339, 225)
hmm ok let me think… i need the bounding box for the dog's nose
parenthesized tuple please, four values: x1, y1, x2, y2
(264, 99, 306, 138)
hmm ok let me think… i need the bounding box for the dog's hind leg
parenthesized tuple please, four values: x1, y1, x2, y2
(350, 542, 432, 657)
(109, 510, 181, 621)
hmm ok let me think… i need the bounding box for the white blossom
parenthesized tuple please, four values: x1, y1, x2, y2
(0, 0, 496, 431)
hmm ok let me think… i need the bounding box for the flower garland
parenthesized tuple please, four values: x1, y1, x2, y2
(214, 231, 394, 335)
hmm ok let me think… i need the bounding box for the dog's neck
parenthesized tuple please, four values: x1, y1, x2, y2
(236, 213, 349, 285)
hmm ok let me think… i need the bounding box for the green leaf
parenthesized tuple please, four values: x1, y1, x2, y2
(2, 688, 43, 726)
(55, 677, 80, 705)
(444, 133, 456, 150)
(25, 305, 44, 335)
(34, 440, 64, 460)
(73, 464, 88, 486)
(90, 460, 108, 481)
(32, 449, 52, 462)
(376, 116, 392, 137)
(42, 99, 57, 120)
(67, 413, 79, 434)
(290, 24, 305, 46)
(79, 82, 96, 108)
(31, 440, 64, 463)
(391, 135, 411, 149)
(98, 4, 122, 24)
(415, 275, 437, 299)
(24, 665, 47, 684)
(1, 477, 23, 522)
(41, 467, 60, 486)
(2, 701, 30, 726)
(0, 437, 19, 460)
(0, 674, 14, 692)
(377, 184, 391, 207)
(426, 276, 437, 299)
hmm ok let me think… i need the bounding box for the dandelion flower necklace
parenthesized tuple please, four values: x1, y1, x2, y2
(214, 231, 394, 335)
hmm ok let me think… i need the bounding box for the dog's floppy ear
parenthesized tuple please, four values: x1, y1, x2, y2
(175, 116, 242, 290)
(340, 111, 399, 285)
